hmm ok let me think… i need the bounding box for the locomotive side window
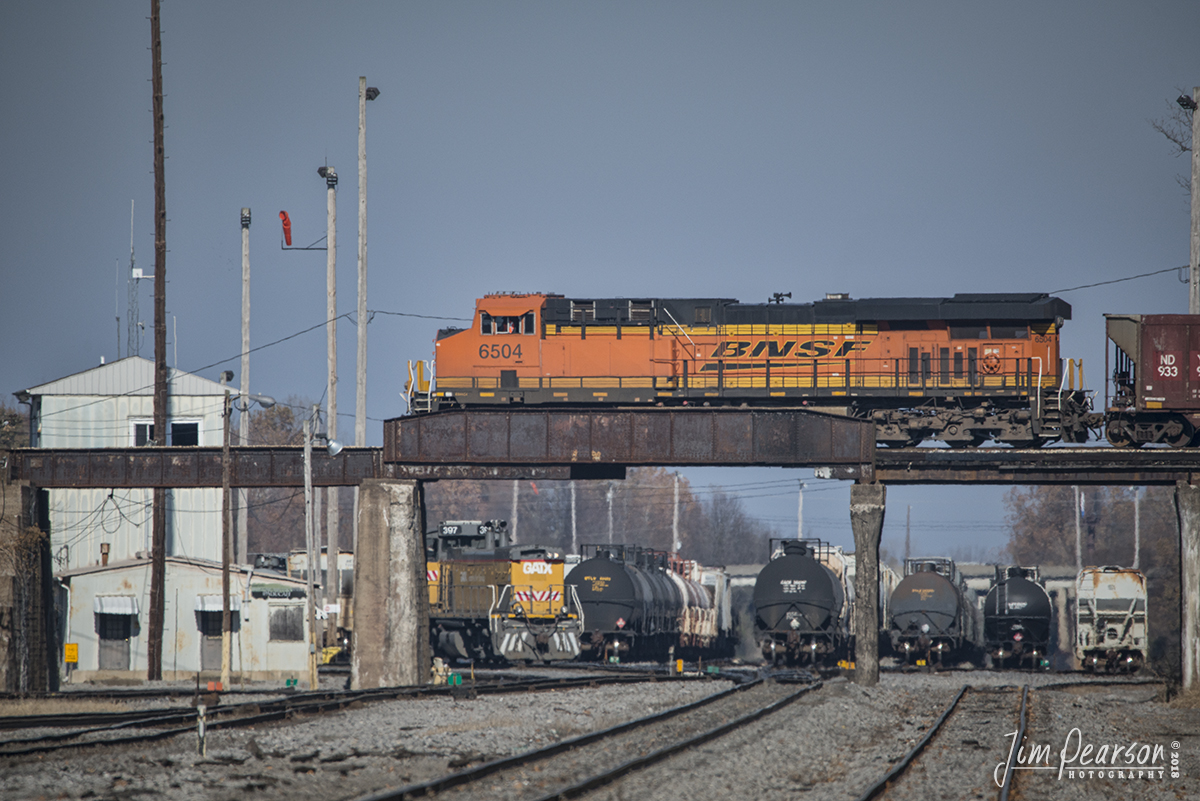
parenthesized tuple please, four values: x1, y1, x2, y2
(480, 312, 535, 335)
(990, 325, 1028, 339)
(950, 326, 988, 339)
(694, 306, 712, 324)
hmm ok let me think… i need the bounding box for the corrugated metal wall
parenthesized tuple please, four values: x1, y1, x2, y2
(37, 395, 227, 571)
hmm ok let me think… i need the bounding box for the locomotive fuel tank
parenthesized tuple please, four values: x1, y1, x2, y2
(983, 566, 1052, 669)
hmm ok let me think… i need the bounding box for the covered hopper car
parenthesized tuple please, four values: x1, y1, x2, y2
(1075, 566, 1147, 673)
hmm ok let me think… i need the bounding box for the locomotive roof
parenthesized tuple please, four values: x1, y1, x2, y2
(540, 293, 1070, 326)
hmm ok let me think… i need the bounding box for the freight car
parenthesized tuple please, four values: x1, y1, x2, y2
(753, 539, 851, 665)
(565, 545, 732, 662)
(1105, 314, 1200, 447)
(406, 292, 1094, 447)
(983, 566, 1053, 669)
(888, 557, 981, 666)
(426, 520, 584, 663)
(1075, 566, 1147, 672)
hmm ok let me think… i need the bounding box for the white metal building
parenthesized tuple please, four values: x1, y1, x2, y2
(16, 356, 228, 571)
(57, 555, 310, 682)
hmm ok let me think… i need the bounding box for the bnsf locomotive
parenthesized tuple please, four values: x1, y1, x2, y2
(407, 292, 1095, 447)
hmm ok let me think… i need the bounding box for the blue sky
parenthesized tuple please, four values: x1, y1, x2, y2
(2, 2, 1197, 557)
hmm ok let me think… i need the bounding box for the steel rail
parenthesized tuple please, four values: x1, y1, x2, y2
(998, 686, 1030, 801)
(852, 684, 971, 801)
(0, 672, 680, 756)
(525, 681, 822, 801)
(352, 676, 780, 801)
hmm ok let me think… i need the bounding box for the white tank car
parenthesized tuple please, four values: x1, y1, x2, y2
(1074, 566, 1147, 672)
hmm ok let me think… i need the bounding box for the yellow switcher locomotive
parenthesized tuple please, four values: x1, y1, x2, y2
(426, 520, 584, 663)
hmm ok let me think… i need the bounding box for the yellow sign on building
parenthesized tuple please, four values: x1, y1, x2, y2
(64, 643, 78, 663)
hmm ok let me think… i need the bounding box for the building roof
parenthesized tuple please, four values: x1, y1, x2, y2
(22, 356, 229, 398)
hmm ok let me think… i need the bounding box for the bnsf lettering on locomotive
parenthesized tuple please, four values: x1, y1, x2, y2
(795, 340, 835, 358)
(707, 338, 867, 360)
(521, 561, 553, 575)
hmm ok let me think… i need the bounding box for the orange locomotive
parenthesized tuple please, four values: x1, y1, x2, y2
(407, 292, 1094, 447)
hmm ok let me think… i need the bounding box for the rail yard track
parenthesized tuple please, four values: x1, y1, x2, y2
(852, 684, 1029, 801)
(0, 669, 692, 756)
(353, 675, 820, 801)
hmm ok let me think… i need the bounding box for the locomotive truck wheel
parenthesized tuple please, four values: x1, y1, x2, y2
(1165, 417, 1194, 448)
(1104, 420, 1134, 448)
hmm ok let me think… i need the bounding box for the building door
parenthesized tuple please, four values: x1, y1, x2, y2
(198, 611, 223, 670)
(96, 613, 131, 670)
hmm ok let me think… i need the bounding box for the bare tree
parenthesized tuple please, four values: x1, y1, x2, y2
(1151, 95, 1194, 195)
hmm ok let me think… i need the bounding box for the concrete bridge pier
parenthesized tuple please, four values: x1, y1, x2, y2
(352, 479, 430, 689)
(850, 482, 886, 686)
(1175, 481, 1200, 690)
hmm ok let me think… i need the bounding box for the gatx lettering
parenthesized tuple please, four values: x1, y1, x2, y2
(522, 561, 553, 575)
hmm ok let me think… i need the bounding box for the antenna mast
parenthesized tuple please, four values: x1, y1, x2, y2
(127, 199, 140, 357)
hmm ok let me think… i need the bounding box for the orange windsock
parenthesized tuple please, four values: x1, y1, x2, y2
(279, 210, 292, 246)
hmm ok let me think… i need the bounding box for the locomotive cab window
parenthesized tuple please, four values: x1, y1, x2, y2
(989, 325, 1028, 339)
(950, 326, 988, 339)
(480, 312, 536, 335)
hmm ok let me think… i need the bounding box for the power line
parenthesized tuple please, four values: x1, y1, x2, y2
(1051, 265, 1184, 293)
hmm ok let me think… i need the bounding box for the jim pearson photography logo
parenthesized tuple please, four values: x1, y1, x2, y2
(994, 728, 1181, 785)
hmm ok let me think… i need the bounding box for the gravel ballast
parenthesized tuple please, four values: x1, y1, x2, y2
(1, 671, 1196, 801)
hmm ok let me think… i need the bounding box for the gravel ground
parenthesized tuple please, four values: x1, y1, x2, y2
(0, 677, 726, 801)
(2, 670, 1195, 801)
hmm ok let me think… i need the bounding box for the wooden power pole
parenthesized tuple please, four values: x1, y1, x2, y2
(147, 0, 169, 681)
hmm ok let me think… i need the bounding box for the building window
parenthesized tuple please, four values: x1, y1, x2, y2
(132, 420, 154, 446)
(130, 419, 201, 446)
(171, 422, 199, 447)
(269, 605, 304, 641)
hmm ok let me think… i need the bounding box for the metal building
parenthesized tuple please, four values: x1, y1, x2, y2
(56, 555, 310, 681)
(15, 356, 229, 571)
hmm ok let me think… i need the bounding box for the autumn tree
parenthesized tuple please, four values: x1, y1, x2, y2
(0, 402, 29, 449)
(1004, 485, 1181, 675)
(244, 398, 307, 555)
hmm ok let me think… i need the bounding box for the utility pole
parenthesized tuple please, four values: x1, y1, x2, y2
(1189, 86, 1199, 314)
(1074, 485, 1083, 572)
(221, 391, 232, 688)
(302, 409, 319, 690)
(1134, 487, 1141, 570)
(797, 480, 804, 539)
(238, 208, 251, 565)
(354, 78, 378, 556)
(147, 0, 169, 682)
(672, 473, 681, 551)
(320, 165, 338, 641)
(904, 504, 911, 562)
(570, 480, 577, 555)
(511, 480, 519, 544)
(606, 482, 614, 544)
